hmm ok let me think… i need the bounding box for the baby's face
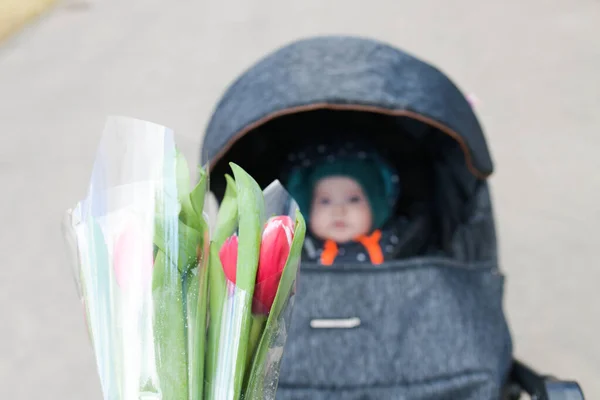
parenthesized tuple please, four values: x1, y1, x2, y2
(309, 176, 372, 243)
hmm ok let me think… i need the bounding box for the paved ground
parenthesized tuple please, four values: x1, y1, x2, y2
(1, 0, 598, 398)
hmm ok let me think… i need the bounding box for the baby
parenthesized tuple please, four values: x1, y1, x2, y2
(285, 143, 401, 265)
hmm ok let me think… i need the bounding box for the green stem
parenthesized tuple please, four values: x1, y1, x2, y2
(186, 223, 210, 400)
(245, 314, 267, 382)
(152, 251, 188, 400)
(204, 243, 226, 399)
(205, 173, 238, 399)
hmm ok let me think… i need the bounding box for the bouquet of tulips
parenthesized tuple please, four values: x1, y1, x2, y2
(63, 116, 305, 400)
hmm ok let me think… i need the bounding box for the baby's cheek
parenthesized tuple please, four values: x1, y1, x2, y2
(309, 207, 327, 233)
(353, 205, 373, 231)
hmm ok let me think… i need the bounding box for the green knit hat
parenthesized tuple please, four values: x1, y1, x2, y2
(287, 157, 398, 231)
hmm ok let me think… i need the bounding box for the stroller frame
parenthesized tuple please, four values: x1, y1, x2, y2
(506, 361, 584, 400)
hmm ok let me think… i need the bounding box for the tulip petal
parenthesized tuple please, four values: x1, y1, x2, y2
(253, 216, 294, 314)
(219, 235, 238, 284)
(213, 174, 239, 248)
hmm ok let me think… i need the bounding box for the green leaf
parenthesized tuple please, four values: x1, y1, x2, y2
(212, 174, 239, 248)
(204, 172, 240, 399)
(245, 314, 267, 381)
(181, 169, 208, 233)
(152, 250, 188, 400)
(204, 242, 226, 398)
(244, 210, 306, 398)
(228, 162, 265, 398)
(186, 226, 210, 400)
(230, 163, 265, 293)
(176, 151, 195, 227)
(154, 216, 203, 276)
(175, 150, 191, 200)
(184, 269, 199, 394)
(190, 168, 208, 219)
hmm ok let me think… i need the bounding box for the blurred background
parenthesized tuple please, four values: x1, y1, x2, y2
(0, 0, 598, 398)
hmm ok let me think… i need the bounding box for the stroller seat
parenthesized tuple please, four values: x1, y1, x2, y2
(200, 35, 585, 400)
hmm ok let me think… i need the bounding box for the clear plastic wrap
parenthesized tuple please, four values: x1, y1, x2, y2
(62, 116, 306, 400)
(63, 116, 210, 400)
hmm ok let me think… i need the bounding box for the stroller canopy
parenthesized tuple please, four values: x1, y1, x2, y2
(201, 35, 494, 205)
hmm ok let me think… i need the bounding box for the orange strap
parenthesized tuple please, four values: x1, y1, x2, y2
(320, 240, 338, 266)
(319, 230, 384, 265)
(357, 230, 384, 265)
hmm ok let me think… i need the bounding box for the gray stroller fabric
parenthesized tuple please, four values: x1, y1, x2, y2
(200, 36, 513, 399)
(277, 264, 509, 399)
(275, 185, 512, 400)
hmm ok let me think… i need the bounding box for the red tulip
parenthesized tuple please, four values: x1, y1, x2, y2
(219, 235, 239, 284)
(253, 216, 294, 315)
(218, 216, 294, 315)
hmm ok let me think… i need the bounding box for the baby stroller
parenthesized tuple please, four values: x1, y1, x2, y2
(200, 36, 585, 399)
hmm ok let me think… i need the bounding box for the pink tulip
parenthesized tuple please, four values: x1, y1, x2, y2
(113, 221, 154, 290)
